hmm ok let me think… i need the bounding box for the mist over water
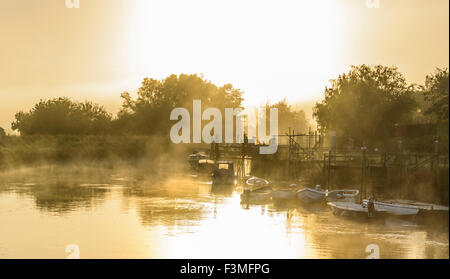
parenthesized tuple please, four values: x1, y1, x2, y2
(0, 164, 447, 259)
(0, 0, 448, 263)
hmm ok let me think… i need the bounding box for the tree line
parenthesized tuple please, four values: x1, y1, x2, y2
(3, 66, 448, 152)
(313, 65, 448, 151)
(5, 73, 308, 138)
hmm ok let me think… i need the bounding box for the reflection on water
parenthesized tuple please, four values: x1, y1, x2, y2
(0, 166, 448, 259)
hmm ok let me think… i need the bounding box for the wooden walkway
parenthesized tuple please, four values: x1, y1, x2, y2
(208, 130, 449, 180)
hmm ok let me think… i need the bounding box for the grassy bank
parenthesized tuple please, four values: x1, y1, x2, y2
(0, 135, 167, 169)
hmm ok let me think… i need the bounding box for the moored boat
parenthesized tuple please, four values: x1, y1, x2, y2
(272, 184, 298, 201)
(328, 201, 388, 220)
(245, 176, 270, 188)
(384, 199, 449, 213)
(187, 152, 209, 170)
(197, 159, 215, 177)
(362, 200, 420, 216)
(212, 161, 235, 186)
(383, 199, 449, 226)
(297, 185, 326, 203)
(326, 189, 359, 202)
(240, 186, 272, 204)
(272, 189, 296, 200)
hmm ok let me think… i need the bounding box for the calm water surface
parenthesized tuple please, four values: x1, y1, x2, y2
(0, 166, 448, 259)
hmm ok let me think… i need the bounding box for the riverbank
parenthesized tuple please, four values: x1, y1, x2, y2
(0, 135, 145, 166)
(1, 135, 448, 206)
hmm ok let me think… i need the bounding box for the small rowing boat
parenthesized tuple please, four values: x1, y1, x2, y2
(328, 201, 387, 219)
(240, 186, 272, 203)
(383, 199, 449, 213)
(383, 199, 449, 226)
(272, 184, 298, 201)
(326, 189, 359, 202)
(297, 185, 326, 203)
(362, 200, 419, 216)
(245, 176, 270, 188)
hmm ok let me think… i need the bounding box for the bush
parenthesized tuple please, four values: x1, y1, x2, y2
(11, 98, 112, 135)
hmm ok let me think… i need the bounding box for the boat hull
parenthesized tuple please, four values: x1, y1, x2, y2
(326, 189, 359, 203)
(245, 177, 270, 188)
(272, 190, 296, 201)
(297, 188, 326, 203)
(328, 201, 388, 220)
(363, 200, 419, 216)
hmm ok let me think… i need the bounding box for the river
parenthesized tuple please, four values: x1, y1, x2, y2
(0, 165, 448, 259)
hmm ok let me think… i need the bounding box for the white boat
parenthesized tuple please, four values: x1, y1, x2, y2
(384, 199, 449, 213)
(382, 200, 448, 225)
(297, 185, 326, 203)
(326, 189, 359, 202)
(362, 200, 419, 216)
(328, 201, 387, 219)
(245, 176, 270, 188)
(329, 201, 369, 215)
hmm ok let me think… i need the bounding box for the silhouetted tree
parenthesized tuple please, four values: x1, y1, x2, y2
(117, 74, 244, 135)
(313, 65, 416, 147)
(268, 99, 308, 135)
(422, 68, 449, 121)
(11, 98, 112, 135)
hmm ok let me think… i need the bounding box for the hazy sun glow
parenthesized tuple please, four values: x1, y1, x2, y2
(128, 0, 348, 106)
(0, 0, 448, 131)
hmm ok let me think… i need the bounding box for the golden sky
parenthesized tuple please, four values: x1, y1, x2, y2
(0, 0, 448, 132)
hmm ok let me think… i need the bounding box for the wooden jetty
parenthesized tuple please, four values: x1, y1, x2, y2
(205, 130, 449, 203)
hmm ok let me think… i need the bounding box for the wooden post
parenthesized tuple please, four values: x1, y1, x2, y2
(434, 136, 440, 202)
(360, 146, 367, 203)
(327, 150, 331, 190)
(308, 127, 311, 150)
(398, 138, 403, 197)
(288, 128, 291, 178)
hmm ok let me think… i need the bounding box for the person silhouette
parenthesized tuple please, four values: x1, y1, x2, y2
(368, 194, 376, 217)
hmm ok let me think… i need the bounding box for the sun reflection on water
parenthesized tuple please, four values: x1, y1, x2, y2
(0, 167, 448, 259)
